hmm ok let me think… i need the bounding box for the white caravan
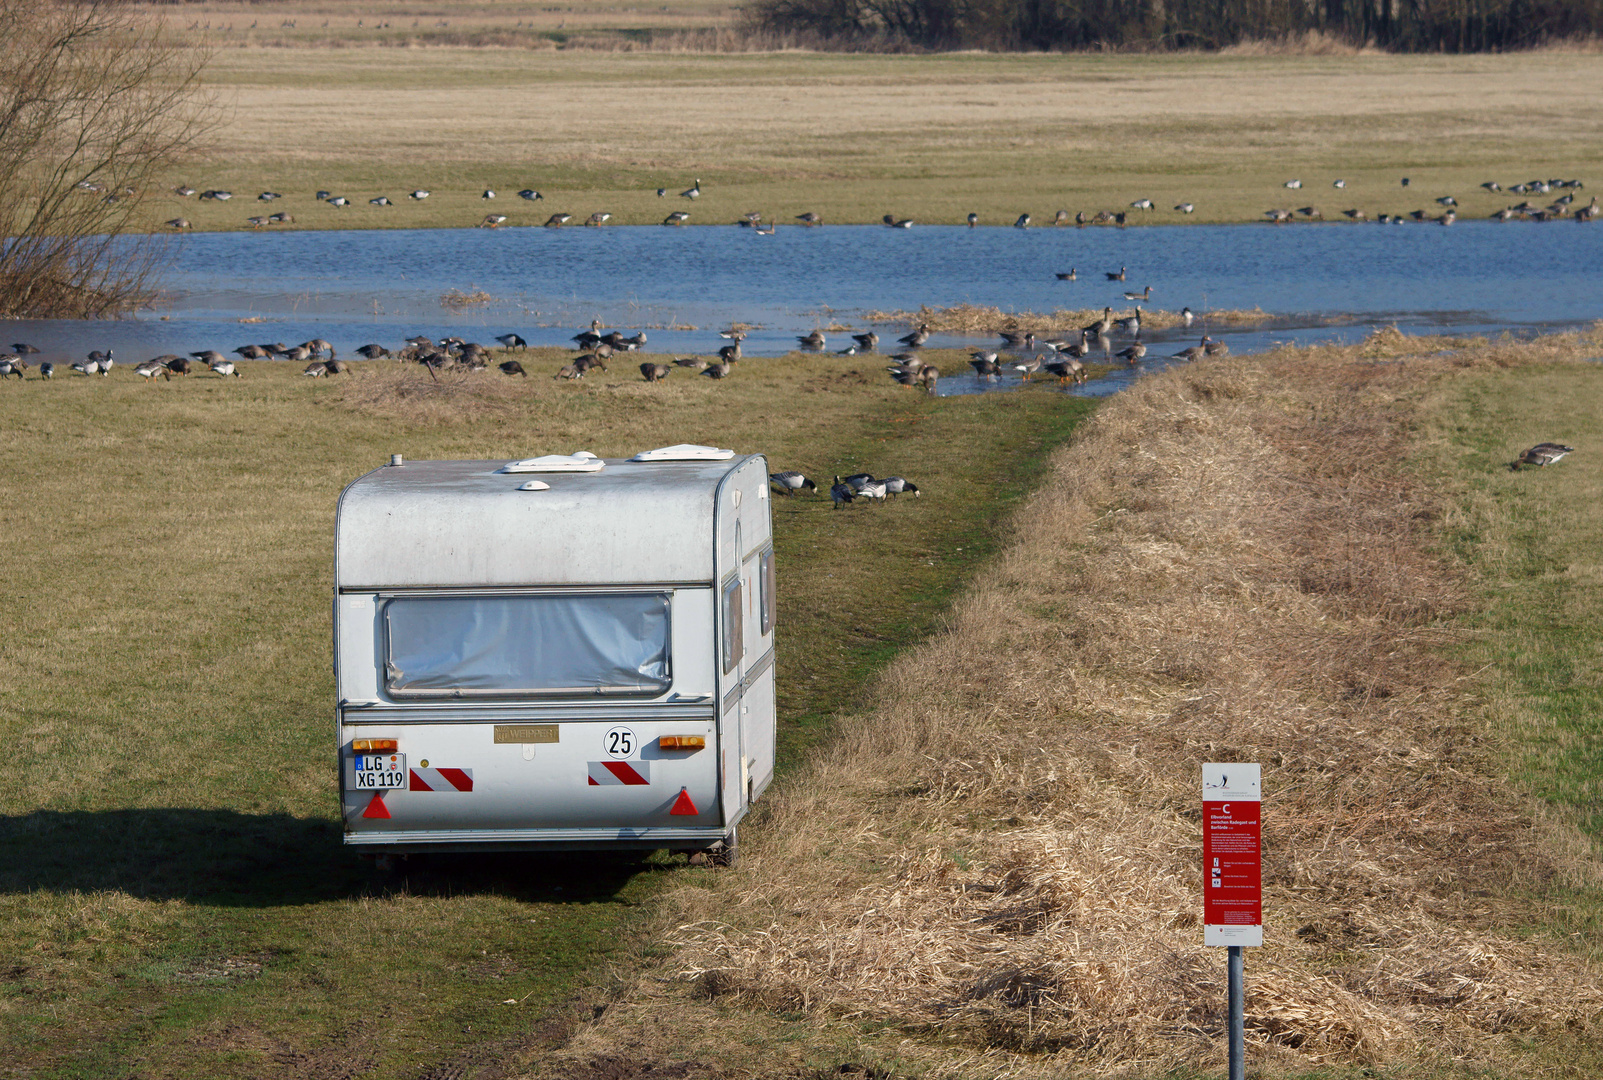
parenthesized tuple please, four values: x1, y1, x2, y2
(332, 447, 776, 860)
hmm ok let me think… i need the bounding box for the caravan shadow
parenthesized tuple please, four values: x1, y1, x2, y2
(0, 808, 644, 906)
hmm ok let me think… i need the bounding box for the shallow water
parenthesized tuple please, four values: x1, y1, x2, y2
(7, 221, 1599, 395)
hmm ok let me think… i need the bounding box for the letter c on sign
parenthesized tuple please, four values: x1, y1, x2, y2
(1221, 803, 1230, 814)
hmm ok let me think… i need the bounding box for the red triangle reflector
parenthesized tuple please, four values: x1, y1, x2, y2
(362, 792, 391, 819)
(669, 788, 698, 816)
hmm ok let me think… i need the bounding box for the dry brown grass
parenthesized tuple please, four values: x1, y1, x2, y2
(863, 302, 1273, 334)
(532, 327, 1603, 1079)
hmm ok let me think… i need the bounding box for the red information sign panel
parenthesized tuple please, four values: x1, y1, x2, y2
(1203, 763, 1262, 947)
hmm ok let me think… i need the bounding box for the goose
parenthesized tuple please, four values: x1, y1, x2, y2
(573, 353, 606, 373)
(1342, 208, 1367, 220)
(739, 211, 763, 225)
(1296, 206, 1322, 219)
(163, 356, 191, 376)
(890, 368, 917, 385)
(134, 360, 166, 381)
(370, 196, 392, 206)
(326, 359, 349, 375)
(1014, 213, 1031, 228)
(1114, 307, 1142, 336)
(496, 334, 527, 351)
(718, 343, 741, 362)
(969, 352, 1002, 378)
(586, 212, 610, 226)
(1332, 179, 1347, 189)
(1130, 198, 1154, 210)
(702, 360, 732, 379)
(72, 360, 102, 377)
(829, 477, 856, 509)
(1056, 268, 1077, 280)
(674, 357, 707, 370)
(327, 196, 349, 207)
(883, 215, 913, 228)
(841, 474, 874, 492)
(770, 471, 816, 496)
(281, 346, 314, 363)
(1401, 177, 1411, 186)
(209, 359, 240, 377)
(304, 338, 335, 358)
(967, 213, 979, 227)
(555, 364, 584, 380)
(499, 360, 527, 376)
(518, 189, 543, 201)
(246, 216, 270, 229)
(657, 187, 667, 197)
(304, 361, 328, 377)
(888, 351, 922, 366)
(664, 211, 690, 226)
(680, 179, 701, 199)
(409, 190, 430, 200)
(39, 362, 53, 379)
(882, 477, 921, 500)
(1114, 212, 1128, 226)
(898, 324, 931, 348)
(482, 189, 496, 199)
(1092, 210, 1116, 224)
(855, 478, 888, 503)
(1116, 339, 1146, 365)
(852, 331, 879, 351)
(1122, 285, 1152, 302)
(1083, 307, 1113, 340)
(1265, 208, 1293, 223)
(1514, 442, 1574, 469)
(88, 349, 114, 373)
(355, 344, 391, 360)
(0, 356, 23, 380)
(201, 190, 232, 201)
(918, 366, 939, 394)
(1054, 209, 1071, 225)
(797, 330, 826, 350)
(268, 213, 294, 224)
(11, 343, 38, 355)
(1170, 338, 1207, 362)
(1043, 356, 1086, 384)
(796, 212, 821, 226)
(839, 345, 859, 356)
(1284, 179, 1302, 189)
(1012, 354, 1042, 381)
(640, 362, 671, 382)
(544, 213, 571, 227)
(173, 185, 196, 196)
(1174, 202, 1195, 214)
(1439, 210, 1457, 226)
(315, 190, 331, 200)
(1076, 211, 1089, 226)
(1436, 195, 1457, 206)
(1104, 266, 1126, 281)
(166, 218, 191, 229)
(756, 223, 778, 236)
(998, 330, 1035, 349)
(1203, 336, 1228, 357)
(1408, 209, 1427, 221)
(719, 328, 748, 341)
(480, 214, 507, 228)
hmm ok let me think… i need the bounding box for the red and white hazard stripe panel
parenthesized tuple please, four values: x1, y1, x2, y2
(588, 761, 651, 786)
(409, 767, 474, 792)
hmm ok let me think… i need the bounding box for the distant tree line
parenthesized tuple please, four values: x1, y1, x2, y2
(744, 0, 1603, 51)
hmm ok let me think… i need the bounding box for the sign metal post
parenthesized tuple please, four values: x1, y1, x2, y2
(1203, 763, 1261, 1080)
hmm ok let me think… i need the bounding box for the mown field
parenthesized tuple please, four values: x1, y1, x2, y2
(0, 353, 1095, 1078)
(149, 40, 1603, 231)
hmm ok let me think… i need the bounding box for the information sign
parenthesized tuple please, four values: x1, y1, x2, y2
(1203, 763, 1262, 947)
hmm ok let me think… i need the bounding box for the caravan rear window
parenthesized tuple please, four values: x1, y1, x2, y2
(382, 592, 671, 698)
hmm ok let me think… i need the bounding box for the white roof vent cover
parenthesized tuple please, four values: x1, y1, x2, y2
(629, 444, 735, 462)
(500, 452, 604, 473)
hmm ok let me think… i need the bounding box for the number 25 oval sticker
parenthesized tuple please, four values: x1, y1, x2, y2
(604, 727, 637, 759)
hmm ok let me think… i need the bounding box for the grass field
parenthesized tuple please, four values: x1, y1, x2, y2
(0, 353, 1095, 1077)
(147, 42, 1603, 231)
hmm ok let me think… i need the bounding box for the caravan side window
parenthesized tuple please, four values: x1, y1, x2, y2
(722, 577, 743, 674)
(759, 548, 775, 635)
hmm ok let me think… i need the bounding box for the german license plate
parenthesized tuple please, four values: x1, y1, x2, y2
(348, 753, 406, 790)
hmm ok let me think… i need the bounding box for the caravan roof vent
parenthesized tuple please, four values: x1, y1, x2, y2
(517, 480, 551, 491)
(629, 444, 735, 462)
(500, 452, 603, 474)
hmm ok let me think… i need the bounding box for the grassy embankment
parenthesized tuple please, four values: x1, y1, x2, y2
(549, 328, 1603, 1079)
(0, 352, 1096, 1078)
(152, 44, 1603, 232)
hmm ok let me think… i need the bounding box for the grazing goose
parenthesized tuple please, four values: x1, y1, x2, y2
(918, 366, 939, 394)
(890, 368, 918, 385)
(855, 478, 888, 503)
(369, 196, 392, 206)
(163, 356, 191, 376)
(1122, 285, 1152, 302)
(770, 471, 817, 496)
(1054, 209, 1071, 225)
(554, 364, 584, 380)
(355, 344, 391, 360)
(327, 197, 349, 207)
(967, 213, 979, 227)
(1174, 202, 1195, 214)
(1203, 336, 1228, 357)
(72, 360, 102, 377)
(1436, 195, 1457, 206)
(326, 359, 349, 375)
(134, 360, 166, 381)
(280, 345, 314, 363)
(797, 330, 826, 350)
(39, 362, 53, 379)
(1012, 354, 1042, 380)
(304, 361, 328, 377)
(315, 190, 331, 201)
(518, 189, 543, 201)
(640, 362, 671, 382)
(674, 357, 707, 370)
(482, 189, 495, 200)
(702, 360, 732, 379)
(480, 214, 507, 228)
(1116, 339, 1146, 365)
(969, 352, 1002, 378)
(496, 334, 527, 351)
(166, 218, 191, 229)
(409, 190, 430, 200)
(246, 216, 270, 229)
(0, 356, 24, 380)
(898, 324, 931, 348)
(1043, 356, 1086, 384)
(1332, 179, 1347, 189)
(1264, 208, 1293, 223)
(1014, 213, 1031, 228)
(998, 330, 1035, 349)
(1055, 268, 1077, 280)
(586, 212, 610, 226)
(1284, 179, 1302, 189)
(544, 213, 571, 227)
(882, 477, 919, 499)
(852, 331, 879, 351)
(887, 355, 924, 375)
(1130, 198, 1154, 211)
(1514, 442, 1574, 469)
(1075, 211, 1089, 226)
(1104, 266, 1126, 281)
(573, 353, 606, 373)
(664, 211, 690, 226)
(208, 359, 240, 377)
(829, 477, 856, 509)
(88, 349, 113, 374)
(499, 360, 527, 377)
(1342, 208, 1367, 220)
(302, 339, 335, 359)
(796, 212, 821, 226)
(1296, 206, 1322, 219)
(680, 179, 701, 199)
(173, 185, 196, 196)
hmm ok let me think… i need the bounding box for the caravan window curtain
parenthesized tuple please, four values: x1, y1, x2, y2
(383, 593, 671, 698)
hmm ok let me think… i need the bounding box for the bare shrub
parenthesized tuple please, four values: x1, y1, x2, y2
(0, 1, 211, 318)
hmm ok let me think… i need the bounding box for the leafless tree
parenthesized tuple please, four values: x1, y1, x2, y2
(0, 1, 211, 318)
